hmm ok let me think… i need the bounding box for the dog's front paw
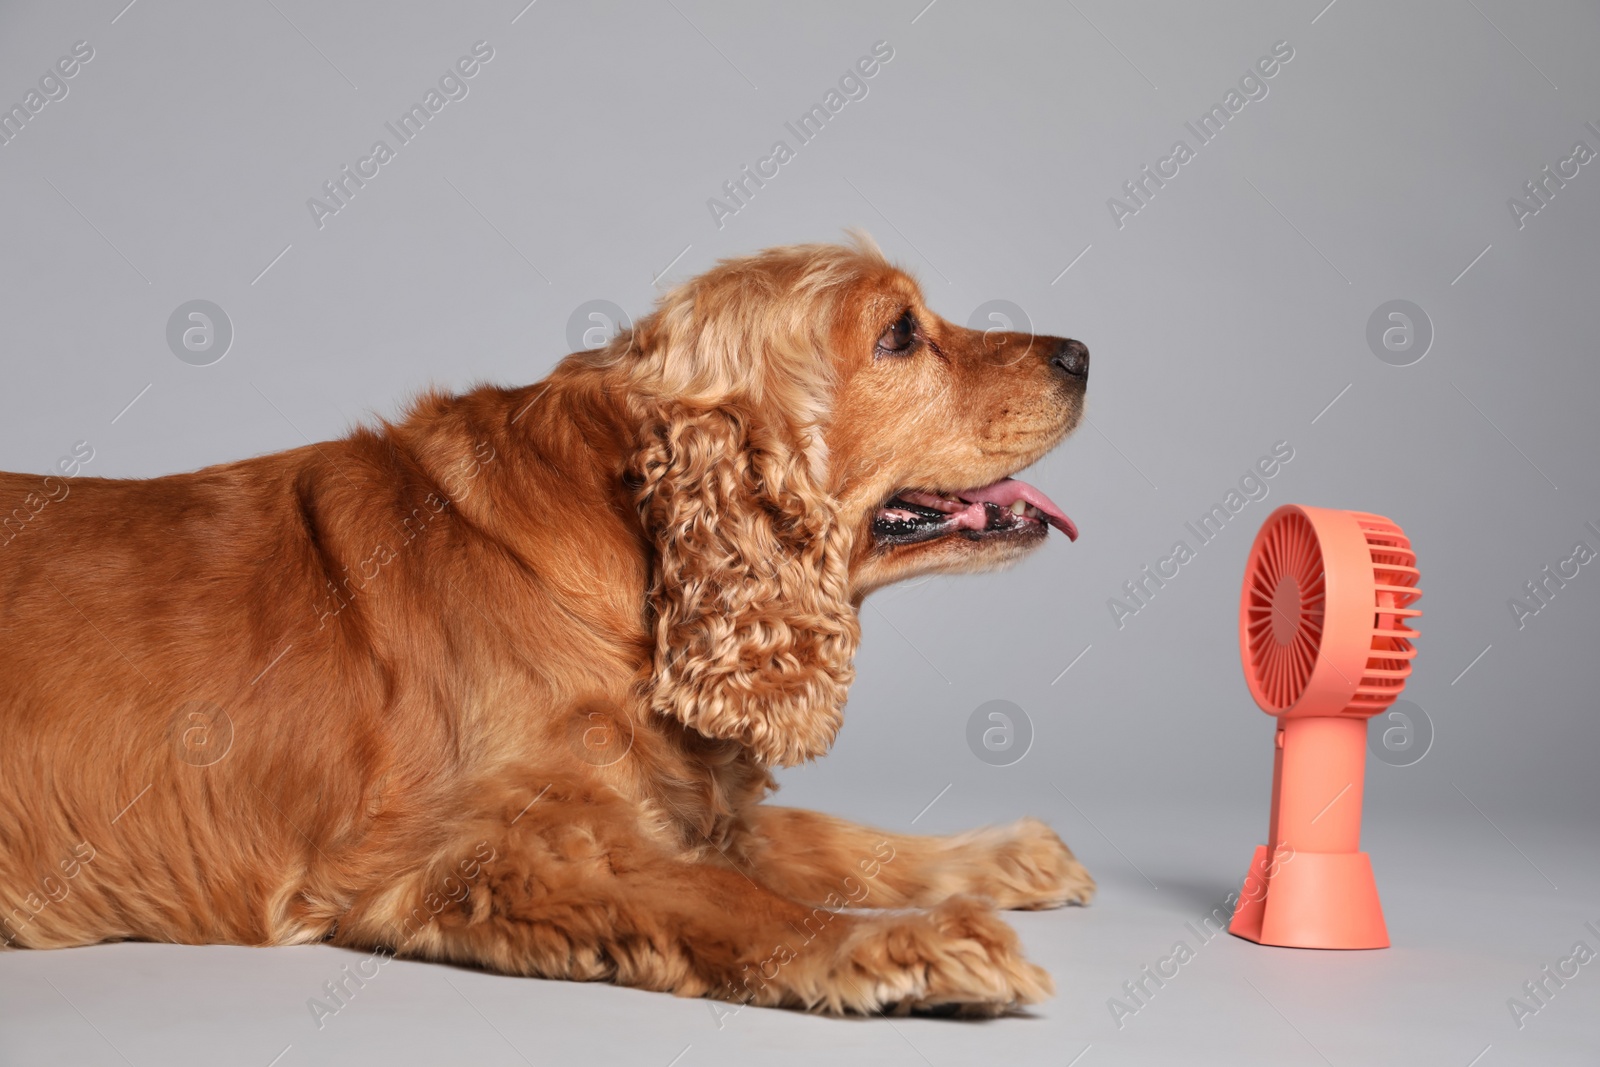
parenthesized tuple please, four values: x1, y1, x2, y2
(968, 817, 1096, 910)
(837, 897, 1051, 1017)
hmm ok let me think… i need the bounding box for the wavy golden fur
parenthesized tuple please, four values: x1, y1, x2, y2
(0, 238, 1094, 1015)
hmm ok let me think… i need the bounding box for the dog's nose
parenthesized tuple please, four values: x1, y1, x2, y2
(1050, 338, 1090, 382)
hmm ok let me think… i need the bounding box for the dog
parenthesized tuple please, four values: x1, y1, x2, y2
(0, 237, 1093, 1016)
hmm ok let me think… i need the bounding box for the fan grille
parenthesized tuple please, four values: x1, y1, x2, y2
(1346, 511, 1421, 714)
(1243, 508, 1421, 715)
(1244, 510, 1326, 711)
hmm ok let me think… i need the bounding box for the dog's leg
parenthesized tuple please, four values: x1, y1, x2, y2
(332, 786, 1051, 1016)
(732, 806, 1095, 911)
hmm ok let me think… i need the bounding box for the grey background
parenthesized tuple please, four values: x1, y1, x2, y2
(2, 0, 1597, 1064)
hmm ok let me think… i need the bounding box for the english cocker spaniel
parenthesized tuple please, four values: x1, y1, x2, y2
(0, 238, 1093, 1017)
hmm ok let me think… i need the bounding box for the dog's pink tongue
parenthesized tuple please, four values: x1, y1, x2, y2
(961, 478, 1079, 541)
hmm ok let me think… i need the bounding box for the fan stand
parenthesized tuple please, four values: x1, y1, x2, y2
(1227, 716, 1388, 949)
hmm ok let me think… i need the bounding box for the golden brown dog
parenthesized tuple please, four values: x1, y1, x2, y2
(0, 238, 1093, 1016)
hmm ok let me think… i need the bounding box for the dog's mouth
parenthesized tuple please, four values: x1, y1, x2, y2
(871, 478, 1078, 547)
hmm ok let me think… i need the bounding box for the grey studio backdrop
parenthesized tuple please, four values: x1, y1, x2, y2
(1, 1, 1597, 1065)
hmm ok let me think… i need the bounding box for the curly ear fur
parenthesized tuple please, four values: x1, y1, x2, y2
(634, 401, 859, 766)
(604, 240, 889, 764)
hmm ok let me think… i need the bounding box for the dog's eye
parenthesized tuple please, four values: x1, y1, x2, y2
(876, 311, 916, 356)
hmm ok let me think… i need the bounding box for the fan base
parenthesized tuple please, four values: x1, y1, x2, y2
(1228, 845, 1389, 949)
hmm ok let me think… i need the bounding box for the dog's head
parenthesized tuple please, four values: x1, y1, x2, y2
(587, 237, 1086, 765)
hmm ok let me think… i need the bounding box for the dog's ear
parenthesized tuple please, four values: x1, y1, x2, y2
(632, 401, 858, 766)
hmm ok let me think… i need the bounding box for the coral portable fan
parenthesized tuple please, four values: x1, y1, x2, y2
(1228, 505, 1421, 949)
